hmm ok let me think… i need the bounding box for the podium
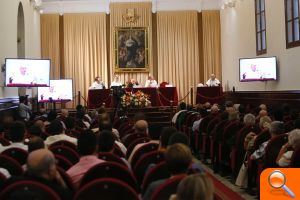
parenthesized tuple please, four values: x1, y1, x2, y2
(196, 86, 224, 104)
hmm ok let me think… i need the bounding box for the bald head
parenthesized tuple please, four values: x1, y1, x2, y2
(27, 149, 56, 179)
(134, 120, 148, 134)
(61, 109, 69, 117)
(210, 74, 216, 80)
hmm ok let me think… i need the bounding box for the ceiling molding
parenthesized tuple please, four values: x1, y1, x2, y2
(40, 0, 220, 14)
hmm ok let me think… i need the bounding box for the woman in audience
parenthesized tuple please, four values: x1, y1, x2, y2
(143, 143, 192, 200)
(170, 174, 214, 200)
(276, 129, 300, 167)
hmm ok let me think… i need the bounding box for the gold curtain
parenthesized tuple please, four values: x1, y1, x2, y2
(110, 2, 152, 86)
(40, 14, 60, 79)
(201, 10, 222, 82)
(63, 13, 107, 101)
(157, 11, 200, 103)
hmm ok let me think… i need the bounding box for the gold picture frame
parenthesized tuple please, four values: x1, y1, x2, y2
(114, 27, 149, 73)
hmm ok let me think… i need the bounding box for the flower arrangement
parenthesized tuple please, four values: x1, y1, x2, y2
(121, 90, 150, 108)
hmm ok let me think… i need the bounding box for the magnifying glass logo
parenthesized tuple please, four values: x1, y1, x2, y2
(268, 170, 295, 198)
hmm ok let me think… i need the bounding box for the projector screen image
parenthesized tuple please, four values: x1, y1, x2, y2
(5, 58, 50, 87)
(38, 79, 73, 103)
(239, 57, 277, 82)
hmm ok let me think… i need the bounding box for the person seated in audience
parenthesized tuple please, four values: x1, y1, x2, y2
(158, 126, 177, 152)
(168, 132, 189, 146)
(143, 143, 193, 200)
(90, 76, 105, 89)
(34, 120, 46, 133)
(273, 108, 284, 122)
(172, 102, 187, 124)
(0, 121, 28, 153)
(44, 110, 58, 126)
(259, 104, 267, 111)
(98, 120, 126, 154)
(276, 129, 300, 167)
(27, 137, 45, 153)
(110, 74, 123, 87)
(27, 124, 43, 140)
(256, 109, 268, 121)
(144, 75, 158, 88)
(64, 116, 78, 136)
(128, 120, 158, 163)
(205, 74, 220, 87)
(67, 130, 105, 188)
(75, 109, 90, 130)
(170, 174, 214, 200)
(98, 113, 120, 140)
(250, 121, 285, 160)
(58, 109, 69, 122)
(44, 119, 77, 147)
(98, 130, 130, 169)
(0, 115, 14, 136)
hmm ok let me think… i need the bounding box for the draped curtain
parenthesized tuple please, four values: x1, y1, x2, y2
(63, 13, 107, 100)
(40, 14, 60, 79)
(110, 2, 153, 86)
(201, 10, 222, 83)
(157, 11, 200, 103)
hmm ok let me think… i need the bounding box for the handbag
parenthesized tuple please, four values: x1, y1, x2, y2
(235, 153, 248, 188)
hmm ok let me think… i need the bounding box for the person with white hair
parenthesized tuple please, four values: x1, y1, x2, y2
(206, 74, 220, 87)
(145, 75, 158, 88)
(110, 74, 123, 87)
(276, 129, 300, 167)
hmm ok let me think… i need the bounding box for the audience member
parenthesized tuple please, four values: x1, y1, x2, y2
(170, 174, 214, 200)
(277, 129, 300, 167)
(0, 121, 27, 153)
(44, 119, 77, 147)
(172, 102, 187, 124)
(128, 120, 158, 163)
(18, 96, 31, 121)
(67, 130, 104, 188)
(250, 121, 285, 160)
(158, 126, 177, 152)
(143, 143, 192, 200)
(168, 132, 189, 146)
(27, 137, 45, 153)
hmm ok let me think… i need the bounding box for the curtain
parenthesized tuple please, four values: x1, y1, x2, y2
(110, 2, 153, 86)
(40, 14, 60, 79)
(63, 13, 107, 102)
(201, 11, 222, 83)
(157, 11, 200, 103)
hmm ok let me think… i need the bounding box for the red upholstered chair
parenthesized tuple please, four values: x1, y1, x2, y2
(264, 134, 288, 168)
(0, 180, 60, 200)
(49, 140, 77, 151)
(122, 133, 148, 147)
(56, 166, 75, 192)
(98, 152, 128, 167)
(1, 148, 28, 166)
(290, 148, 300, 167)
(0, 137, 10, 146)
(150, 174, 186, 200)
(74, 178, 139, 200)
(0, 155, 23, 176)
(141, 161, 171, 194)
(55, 154, 73, 171)
(130, 143, 159, 169)
(79, 162, 138, 192)
(159, 82, 169, 88)
(126, 137, 151, 159)
(49, 145, 79, 165)
(133, 151, 165, 185)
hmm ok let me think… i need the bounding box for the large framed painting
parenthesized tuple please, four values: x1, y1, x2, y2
(114, 27, 149, 72)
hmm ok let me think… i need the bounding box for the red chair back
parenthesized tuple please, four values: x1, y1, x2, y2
(49, 145, 79, 164)
(79, 162, 138, 192)
(0, 155, 23, 176)
(126, 137, 151, 159)
(49, 140, 77, 151)
(56, 166, 75, 192)
(264, 134, 288, 168)
(141, 161, 171, 194)
(159, 82, 169, 88)
(1, 148, 28, 165)
(134, 151, 165, 184)
(290, 148, 300, 167)
(74, 178, 139, 200)
(130, 143, 159, 169)
(151, 174, 186, 200)
(0, 180, 60, 200)
(54, 154, 73, 171)
(98, 152, 127, 167)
